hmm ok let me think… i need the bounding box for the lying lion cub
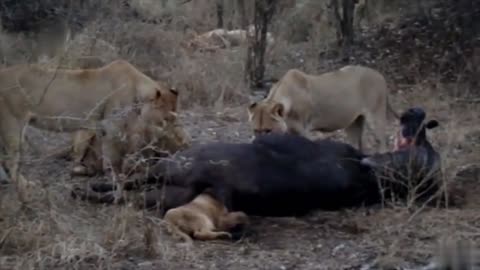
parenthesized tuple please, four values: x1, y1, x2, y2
(164, 192, 250, 244)
(248, 65, 399, 153)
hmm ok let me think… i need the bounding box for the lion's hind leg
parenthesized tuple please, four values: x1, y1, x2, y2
(163, 208, 196, 245)
(165, 221, 194, 245)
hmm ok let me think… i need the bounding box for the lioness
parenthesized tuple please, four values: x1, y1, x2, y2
(97, 102, 190, 203)
(0, 59, 176, 184)
(247, 65, 398, 152)
(64, 93, 190, 178)
(69, 83, 182, 176)
(112, 101, 191, 177)
(164, 192, 250, 244)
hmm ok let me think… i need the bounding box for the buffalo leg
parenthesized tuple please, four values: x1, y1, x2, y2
(144, 186, 197, 216)
(70, 186, 122, 204)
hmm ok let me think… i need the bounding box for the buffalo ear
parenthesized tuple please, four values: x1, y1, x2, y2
(271, 103, 284, 117)
(426, 120, 439, 129)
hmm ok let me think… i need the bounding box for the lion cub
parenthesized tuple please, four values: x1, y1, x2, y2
(164, 192, 249, 244)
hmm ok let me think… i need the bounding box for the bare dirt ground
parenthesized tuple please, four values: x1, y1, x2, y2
(1, 87, 479, 269)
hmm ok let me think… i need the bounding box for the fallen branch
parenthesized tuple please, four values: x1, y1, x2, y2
(454, 98, 480, 103)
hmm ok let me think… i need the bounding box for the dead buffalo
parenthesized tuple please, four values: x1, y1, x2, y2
(361, 107, 442, 204)
(74, 133, 380, 216)
(141, 133, 380, 216)
(74, 108, 444, 216)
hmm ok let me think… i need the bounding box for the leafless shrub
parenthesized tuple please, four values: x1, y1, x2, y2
(169, 50, 250, 109)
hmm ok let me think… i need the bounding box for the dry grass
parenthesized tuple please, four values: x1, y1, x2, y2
(0, 1, 479, 269)
(1, 88, 478, 269)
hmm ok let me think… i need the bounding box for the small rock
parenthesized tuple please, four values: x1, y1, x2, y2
(332, 244, 346, 256)
(138, 261, 153, 267)
(455, 164, 480, 182)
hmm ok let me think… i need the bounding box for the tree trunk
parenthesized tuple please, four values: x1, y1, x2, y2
(330, 0, 342, 45)
(216, 0, 224, 28)
(236, 0, 248, 29)
(341, 0, 355, 49)
(329, 0, 356, 59)
(245, 0, 276, 90)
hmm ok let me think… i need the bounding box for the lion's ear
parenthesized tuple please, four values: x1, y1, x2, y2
(166, 111, 178, 122)
(271, 103, 284, 117)
(169, 87, 179, 96)
(248, 102, 257, 112)
(247, 102, 257, 121)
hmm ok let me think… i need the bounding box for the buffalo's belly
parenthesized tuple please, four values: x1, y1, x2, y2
(230, 167, 371, 216)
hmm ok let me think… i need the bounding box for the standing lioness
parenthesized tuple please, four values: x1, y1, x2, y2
(248, 65, 398, 152)
(0, 59, 176, 184)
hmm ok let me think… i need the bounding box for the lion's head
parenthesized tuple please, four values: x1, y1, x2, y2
(247, 101, 288, 137)
(152, 111, 191, 154)
(121, 108, 190, 176)
(140, 86, 179, 123)
(138, 86, 190, 154)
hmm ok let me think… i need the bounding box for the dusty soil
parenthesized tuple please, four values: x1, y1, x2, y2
(1, 88, 479, 270)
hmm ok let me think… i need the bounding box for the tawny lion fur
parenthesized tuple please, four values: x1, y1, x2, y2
(110, 105, 191, 177)
(67, 81, 186, 177)
(34, 85, 188, 178)
(164, 193, 249, 244)
(247, 65, 399, 152)
(183, 25, 275, 53)
(0, 59, 181, 183)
